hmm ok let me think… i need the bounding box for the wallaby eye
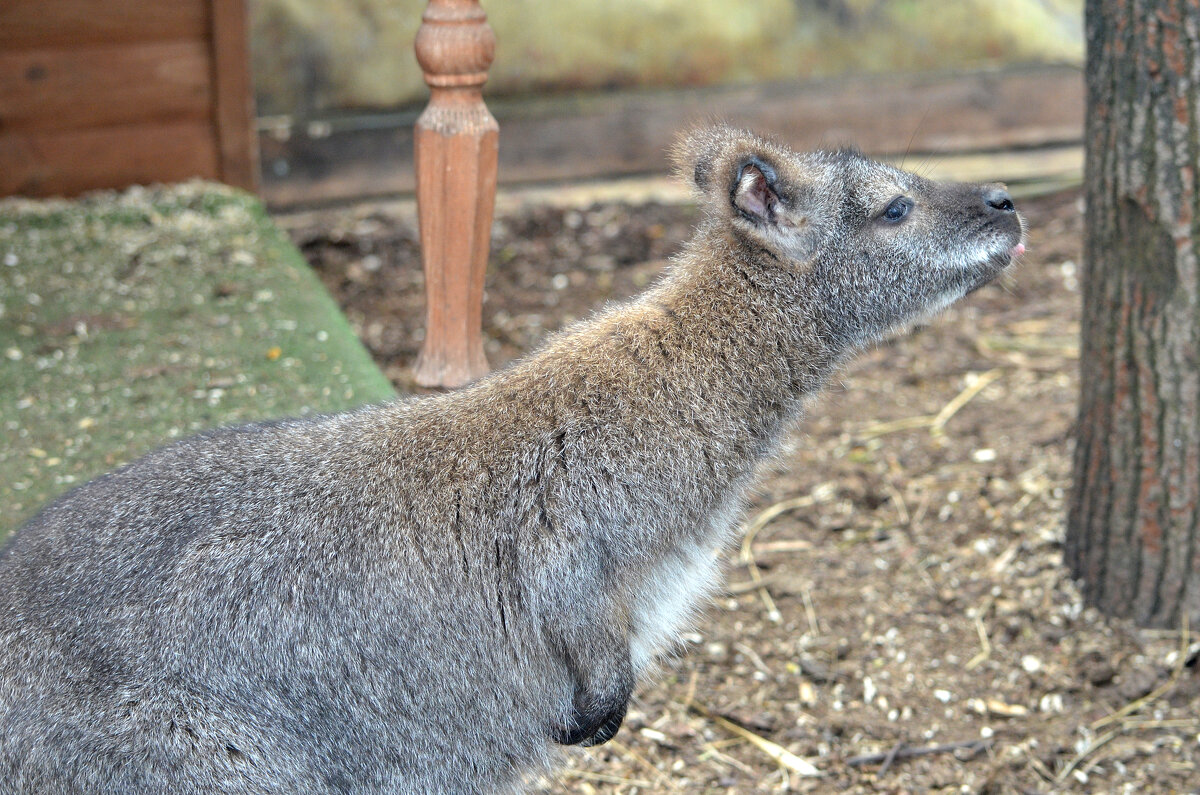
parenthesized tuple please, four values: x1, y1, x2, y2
(882, 197, 912, 223)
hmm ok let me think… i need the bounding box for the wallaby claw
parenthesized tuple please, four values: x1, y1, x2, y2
(551, 699, 627, 746)
(578, 705, 626, 747)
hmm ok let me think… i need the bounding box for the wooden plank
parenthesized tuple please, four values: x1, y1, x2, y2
(208, 0, 260, 192)
(0, 122, 220, 197)
(260, 65, 1084, 207)
(890, 145, 1083, 186)
(0, 0, 208, 50)
(274, 146, 1084, 232)
(491, 67, 1084, 182)
(0, 41, 212, 134)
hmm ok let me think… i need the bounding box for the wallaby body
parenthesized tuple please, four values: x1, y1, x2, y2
(0, 126, 1024, 793)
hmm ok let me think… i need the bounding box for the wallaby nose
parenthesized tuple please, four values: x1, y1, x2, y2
(984, 186, 1016, 213)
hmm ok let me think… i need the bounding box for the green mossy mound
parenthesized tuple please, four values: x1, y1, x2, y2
(0, 182, 395, 540)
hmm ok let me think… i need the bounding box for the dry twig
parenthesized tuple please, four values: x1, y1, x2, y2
(750, 539, 813, 553)
(739, 494, 818, 562)
(858, 369, 1004, 440)
(884, 481, 909, 525)
(1018, 744, 1056, 783)
(800, 583, 821, 636)
(726, 575, 782, 596)
(734, 642, 772, 676)
(1092, 613, 1190, 730)
(560, 769, 655, 787)
(845, 738, 993, 768)
(689, 701, 822, 778)
(1054, 728, 1118, 785)
(608, 739, 675, 790)
(965, 614, 993, 670)
(679, 669, 699, 714)
(876, 741, 905, 777)
(737, 494, 819, 624)
(1121, 718, 1200, 731)
(930, 368, 1004, 433)
(743, 554, 781, 623)
(857, 415, 936, 439)
(699, 744, 758, 776)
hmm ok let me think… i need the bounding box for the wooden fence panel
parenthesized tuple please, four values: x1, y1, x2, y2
(210, 0, 260, 192)
(0, 0, 258, 198)
(0, 122, 221, 197)
(0, 0, 208, 49)
(0, 42, 212, 133)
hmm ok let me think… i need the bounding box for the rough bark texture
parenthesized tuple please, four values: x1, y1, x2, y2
(1068, 0, 1200, 627)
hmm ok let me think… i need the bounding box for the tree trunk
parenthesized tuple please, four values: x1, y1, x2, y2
(1067, 0, 1200, 627)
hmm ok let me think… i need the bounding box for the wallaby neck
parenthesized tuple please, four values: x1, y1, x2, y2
(538, 225, 848, 494)
(408, 225, 851, 535)
(657, 225, 847, 419)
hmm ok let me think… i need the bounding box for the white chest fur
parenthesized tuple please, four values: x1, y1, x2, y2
(628, 499, 746, 672)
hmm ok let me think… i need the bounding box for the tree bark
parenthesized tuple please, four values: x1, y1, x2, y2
(1068, 0, 1200, 627)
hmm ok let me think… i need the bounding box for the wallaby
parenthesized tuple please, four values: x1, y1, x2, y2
(0, 125, 1025, 793)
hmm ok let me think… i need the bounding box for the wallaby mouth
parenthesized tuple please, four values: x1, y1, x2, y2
(965, 238, 1026, 295)
(996, 239, 1026, 271)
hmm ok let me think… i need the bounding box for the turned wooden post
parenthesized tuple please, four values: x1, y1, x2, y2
(412, 0, 498, 388)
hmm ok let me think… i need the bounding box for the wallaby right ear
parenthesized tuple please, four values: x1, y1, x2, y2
(731, 157, 781, 224)
(672, 124, 791, 217)
(674, 124, 825, 262)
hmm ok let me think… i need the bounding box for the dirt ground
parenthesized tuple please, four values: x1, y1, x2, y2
(283, 188, 1200, 794)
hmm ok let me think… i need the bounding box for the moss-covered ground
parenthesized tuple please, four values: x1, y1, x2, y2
(0, 182, 395, 540)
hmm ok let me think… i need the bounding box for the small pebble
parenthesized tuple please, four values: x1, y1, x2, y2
(1039, 692, 1064, 713)
(863, 676, 876, 705)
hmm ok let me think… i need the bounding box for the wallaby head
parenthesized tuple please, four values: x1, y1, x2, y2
(673, 124, 1025, 347)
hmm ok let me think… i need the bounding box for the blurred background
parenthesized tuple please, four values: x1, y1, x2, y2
(0, 0, 1086, 204)
(252, 0, 1082, 114)
(253, 0, 1085, 204)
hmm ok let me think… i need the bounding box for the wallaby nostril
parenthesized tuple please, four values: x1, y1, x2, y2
(985, 188, 1015, 213)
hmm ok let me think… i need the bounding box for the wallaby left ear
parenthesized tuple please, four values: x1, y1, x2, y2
(732, 158, 782, 224)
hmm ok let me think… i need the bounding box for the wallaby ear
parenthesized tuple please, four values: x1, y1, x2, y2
(673, 123, 825, 262)
(671, 122, 737, 193)
(672, 124, 789, 218)
(732, 158, 781, 224)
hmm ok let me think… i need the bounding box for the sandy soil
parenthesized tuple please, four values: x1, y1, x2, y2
(285, 188, 1200, 794)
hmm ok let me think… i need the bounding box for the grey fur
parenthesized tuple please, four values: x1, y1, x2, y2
(0, 125, 1024, 793)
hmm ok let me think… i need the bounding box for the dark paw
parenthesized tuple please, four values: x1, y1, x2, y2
(552, 699, 627, 746)
(578, 704, 626, 747)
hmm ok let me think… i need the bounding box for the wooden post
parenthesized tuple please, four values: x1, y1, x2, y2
(412, 0, 497, 388)
(209, 0, 260, 193)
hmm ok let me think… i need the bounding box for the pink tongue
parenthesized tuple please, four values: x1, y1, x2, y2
(1011, 243, 1026, 257)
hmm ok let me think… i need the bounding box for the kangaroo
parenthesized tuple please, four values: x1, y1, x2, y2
(0, 125, 1024, 793)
